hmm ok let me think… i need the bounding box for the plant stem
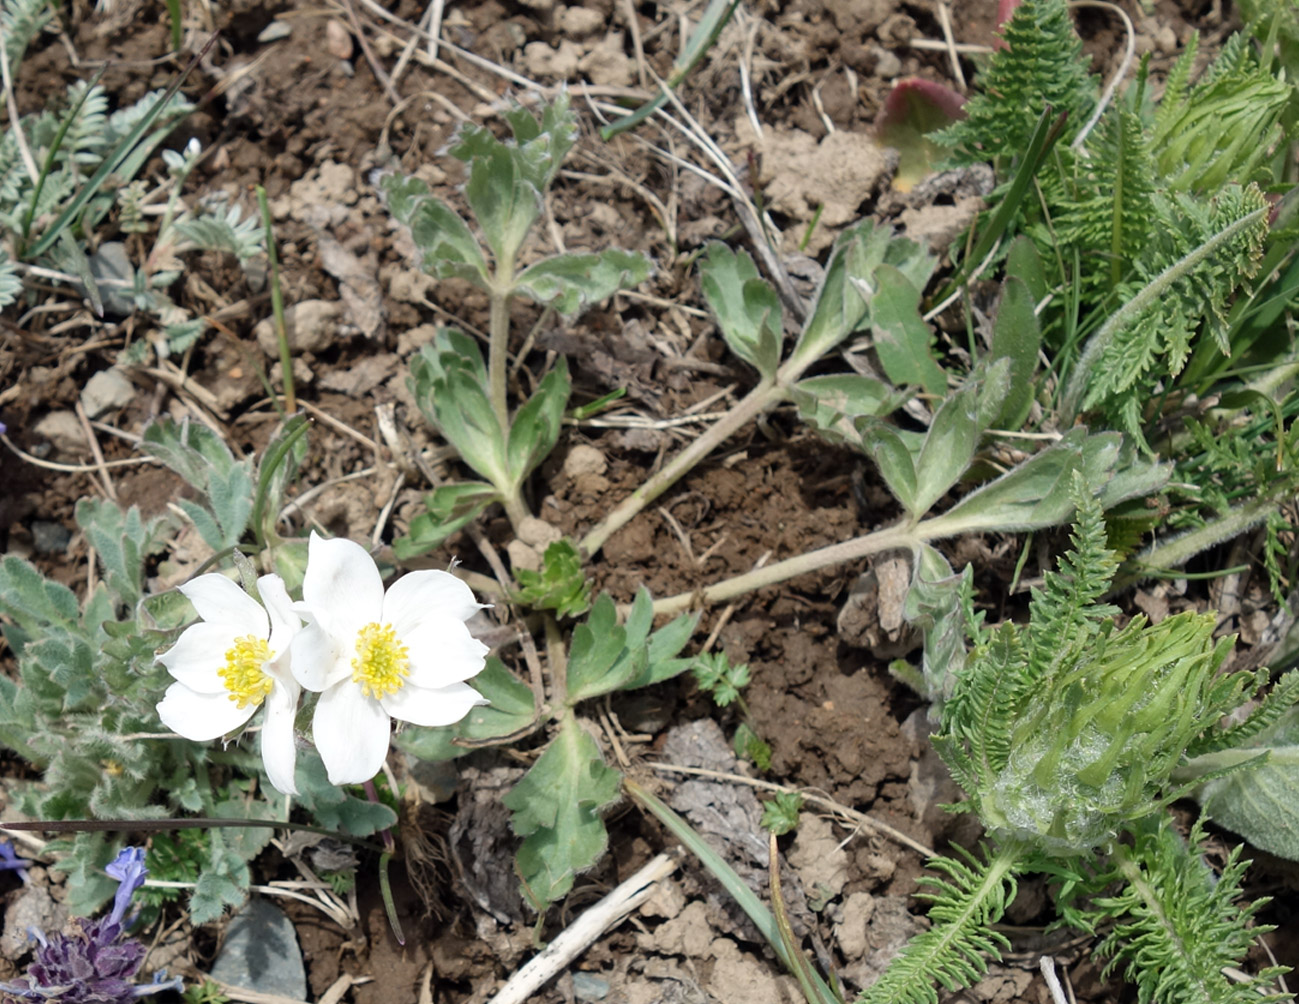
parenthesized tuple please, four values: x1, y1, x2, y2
(649, 522, 917, 616)
(581, 378, 785, 557)
(488, 284, 513, 438)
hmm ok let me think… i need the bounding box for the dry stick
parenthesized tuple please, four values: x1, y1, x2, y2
(619, 0, 648, 88)
(935, 1, 966, 90)
(341, 0, 400, 104)
(74, 400, 118, 502)
(0, 31, 40, 185)
(486, 853, 678, 1004)
(648, 762, 936, 860)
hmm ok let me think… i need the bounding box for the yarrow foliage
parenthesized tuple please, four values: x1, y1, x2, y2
(0, 848, 182, 1004)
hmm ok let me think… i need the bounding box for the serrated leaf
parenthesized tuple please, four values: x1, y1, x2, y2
(507, 358, 570, 486)
(515, 539, 591, 618)
(465, 143, 540, 267)
(623, 593, 700, 690)
(515, 249, 652, 316)
(501, 722, 622, 911)
(396, 657, 539, 761)
(565, 594, 637, 704)
(379, 173, 489, 285)
(699, 243, 782, 379)
(75, 498, 163, 610)
(871, 264, 946, 393)
(0, 555, 80, 631)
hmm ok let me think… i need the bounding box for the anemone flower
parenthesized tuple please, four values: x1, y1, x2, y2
(156, 573, 301, 795)
(291, 533, 489, 785)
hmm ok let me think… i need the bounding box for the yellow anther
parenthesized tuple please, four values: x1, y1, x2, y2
(218, 635, 275, 708)
(352, 622, 410, 699)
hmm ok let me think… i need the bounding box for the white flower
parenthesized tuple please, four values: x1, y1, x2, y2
(156, 573, 302, 796)
(291, 533, 489, 786)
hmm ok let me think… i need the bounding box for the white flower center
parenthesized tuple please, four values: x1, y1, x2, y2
(352, 623, 410, 699)
(219, 635, 275, 708)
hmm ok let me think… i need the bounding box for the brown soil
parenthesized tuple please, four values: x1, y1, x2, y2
(1, 0, 1292, 1002)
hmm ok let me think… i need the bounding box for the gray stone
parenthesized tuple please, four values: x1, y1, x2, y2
(254, 299, 344, 357)
(80, 367, 135, 419)
(32, 410, 86, 457)
(31, 521, 71, 555)
(87, 242, 136, 316)
(573, 972, 610, 1001)
(210, 898, 307, 1000)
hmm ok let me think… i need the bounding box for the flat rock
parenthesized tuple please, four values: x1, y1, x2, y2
(210, 898, 307, 1000)
(254, 299, 344, 357)
(81, 367, 135, 419)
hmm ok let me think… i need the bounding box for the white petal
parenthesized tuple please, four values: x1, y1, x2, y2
(301, 533, 384, 645)
(401, 612, 489, 689)
(289, 622, 353, 692)
(260, 683, 300, 795)
(382, 570, 485, 636)
(312, 682, 392, 786)
(157, 623, 242, 694)
(180, 574, 267, 632)
(157, 682, 255, 740)
(381, 681, 486, 728)
(258, 574, 301, 657)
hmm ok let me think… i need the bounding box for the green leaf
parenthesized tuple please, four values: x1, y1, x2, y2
(395, 657, 538, 760)
(515, 249, 652, 316)
(507, 357, 571, 486)
(622, 596, 699, 690)
(871, 264, 946, 393)
(380, 172, 489, 284)
(795, 221, 936, 366)
(0, 554, 80, 632)
(251, 414, 310, 543)
(987, 277, 1041, 430)
(792, 374, 911, 446)
(566, 594, 636, 704)
(514, 539, 591, 618)
(140, 418, 254, 550)
(698, 243, 783, 380)
(856, 418, 919, 515)
(1195, 710, 1299, 860)
(409, 329, 510, 489)
(75, 499, 163, 611)
(928, 428, 1090, 537)
(294, 751, 399, 836)
(1004, 235, 1048, 304)
(501, 721, 622, 911)
(761, 791, 804, 835)
(913, 382, 981, 516)
(393, 481, 501, 561)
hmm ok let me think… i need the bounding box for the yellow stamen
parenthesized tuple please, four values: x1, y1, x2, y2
(352, 622, 410, 699)
(218, 634, 275, 708)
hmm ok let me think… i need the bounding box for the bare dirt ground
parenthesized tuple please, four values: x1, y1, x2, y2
(2, 0, 1296, 1002)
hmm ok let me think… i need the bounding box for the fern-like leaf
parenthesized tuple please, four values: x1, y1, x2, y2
(1024, 481, 1119, 680)
(0, 248, 20, 309)
(1055, 103, 1159, 290)
(1, 0, 51, 77)
(857, 842, 1022, 1004)
(1085, 816, 1290, 1004)
(1187, 670, 1299, 757)
(934, 0, 1096, 164)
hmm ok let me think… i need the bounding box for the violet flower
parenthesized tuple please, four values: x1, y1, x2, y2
(0, 839, 32, 884)
(0, 848, 183, 1004)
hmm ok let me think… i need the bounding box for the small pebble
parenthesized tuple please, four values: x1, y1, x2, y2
(572, 972, 610, 1002)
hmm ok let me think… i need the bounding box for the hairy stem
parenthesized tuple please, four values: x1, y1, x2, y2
(649, 522, 917, 616)
(580, 378, 785, 557)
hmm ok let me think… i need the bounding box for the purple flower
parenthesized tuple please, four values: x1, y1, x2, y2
(0, 839, 32, 885)
(105, 848, 147, 928)
(0, 847, 183, 1004)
